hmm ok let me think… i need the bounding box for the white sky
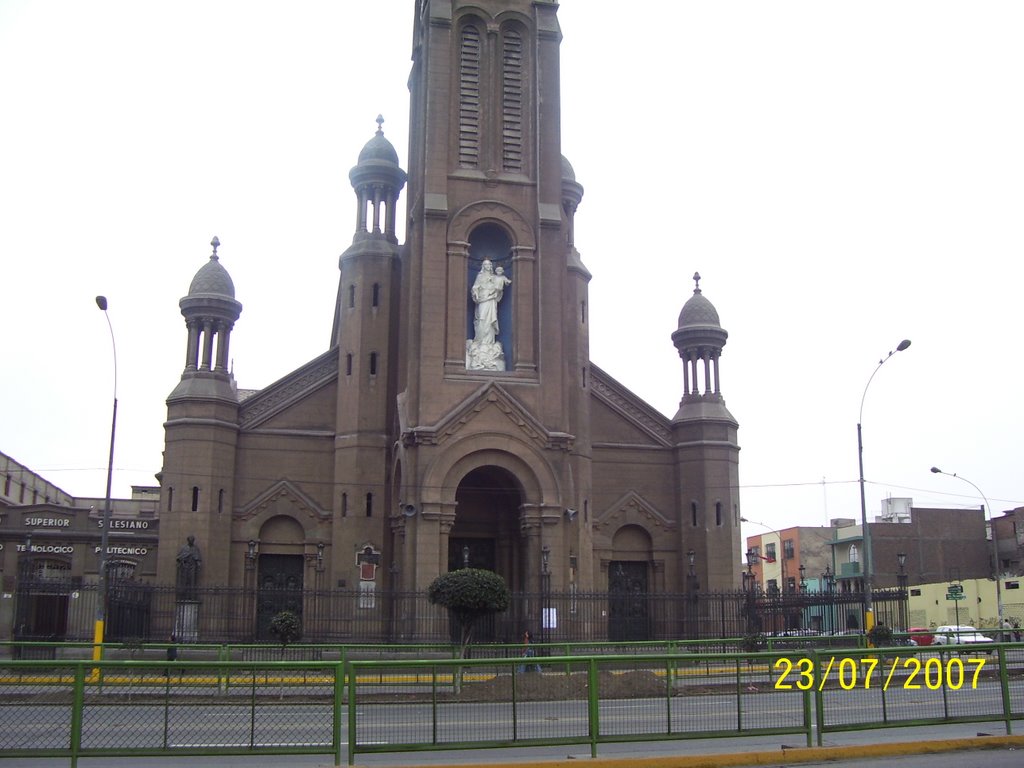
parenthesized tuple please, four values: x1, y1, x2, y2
(2, 1, 1022, 544)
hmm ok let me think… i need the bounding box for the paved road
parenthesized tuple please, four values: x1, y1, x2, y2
(0, 720, 1019, 767)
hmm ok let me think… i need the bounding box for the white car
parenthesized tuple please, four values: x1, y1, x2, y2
(931, 625, 993, 645)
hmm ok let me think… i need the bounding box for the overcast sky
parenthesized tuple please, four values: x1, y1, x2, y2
(2, 1, 1021, 544)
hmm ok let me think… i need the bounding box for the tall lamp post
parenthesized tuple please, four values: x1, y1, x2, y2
(857, 339, 911, 633)
(93, 296, 118, 661)
(930, 467, 1003, 629)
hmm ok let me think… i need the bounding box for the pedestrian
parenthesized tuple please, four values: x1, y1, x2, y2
(517, 630, 541, 674)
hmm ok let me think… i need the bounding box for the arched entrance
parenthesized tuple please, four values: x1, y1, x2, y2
(449, 466, 525, 589)
(254, 515, 305, 641)
(608, 525, 653, 641)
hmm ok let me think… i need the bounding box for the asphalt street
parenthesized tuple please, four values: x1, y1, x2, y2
(0, 719, 1021, 768)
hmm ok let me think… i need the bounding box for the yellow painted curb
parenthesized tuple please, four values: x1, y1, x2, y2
(352, 734, 1024, 768)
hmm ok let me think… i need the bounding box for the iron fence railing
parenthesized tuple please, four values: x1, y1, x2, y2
(11, 578, 910, 646)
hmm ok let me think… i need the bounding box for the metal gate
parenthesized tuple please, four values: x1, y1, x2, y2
(255, 554, 304, 641)
(608, 560, 649, 641)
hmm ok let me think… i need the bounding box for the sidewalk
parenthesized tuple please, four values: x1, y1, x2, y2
(2, 721, 1020, 768)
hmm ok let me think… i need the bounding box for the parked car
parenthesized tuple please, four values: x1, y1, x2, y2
(909, 627, 934, 646)
(931, 625, 993, 646)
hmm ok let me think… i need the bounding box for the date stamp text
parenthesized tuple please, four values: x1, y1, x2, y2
(773, 656, 987, 691)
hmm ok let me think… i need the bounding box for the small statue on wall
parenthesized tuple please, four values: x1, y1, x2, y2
(175, 535, 202, 599)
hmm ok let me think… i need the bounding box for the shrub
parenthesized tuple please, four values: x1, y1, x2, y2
(269, 610, 302, 649)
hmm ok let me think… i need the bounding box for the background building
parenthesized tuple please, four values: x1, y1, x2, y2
(830, 499, 992, 593)
(745, 524, 833, 594)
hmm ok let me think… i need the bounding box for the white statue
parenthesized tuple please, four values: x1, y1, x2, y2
(466, 259, 511, 370)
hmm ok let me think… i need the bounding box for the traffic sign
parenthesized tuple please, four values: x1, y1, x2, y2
(947, 584, 964, 594)
(946, 592, 965, 601)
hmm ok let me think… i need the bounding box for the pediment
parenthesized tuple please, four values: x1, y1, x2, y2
(236, 479, 329, 522)
(594, 490, 675, 533)
(239, 349, 338, 430)
(402, 382, 572, 451)
(589, 363, 672, 447)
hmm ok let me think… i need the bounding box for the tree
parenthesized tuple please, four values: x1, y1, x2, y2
(269, 610, 302, 651)
(867, 622, 893, 648)
(427, 568, 511, 657)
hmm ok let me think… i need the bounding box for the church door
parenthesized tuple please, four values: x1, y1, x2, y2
(255, 554, 304, 641)
(608, 561, 650, 641)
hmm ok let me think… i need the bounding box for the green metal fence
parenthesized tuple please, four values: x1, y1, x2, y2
(0, 659, 346, 767)
(0, 642, 1021, 767)
(344, 644, 1024, 764)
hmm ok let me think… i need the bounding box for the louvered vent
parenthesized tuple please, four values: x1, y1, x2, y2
(458, 25, 481, 168)
(501, 30, 524, 173)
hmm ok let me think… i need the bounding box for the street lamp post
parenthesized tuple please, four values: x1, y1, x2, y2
(822, 565, 836, 634)
(744, 548, 758, 634)
(930, 467, 1004, 630)
(686, 549, 700, 639)
(540, 545, 550, 643)
(857, 339, 911, 633)
(896, 552, 908, 632)
(93, 296, 118, 662)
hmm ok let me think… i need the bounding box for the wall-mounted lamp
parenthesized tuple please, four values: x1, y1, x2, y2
(462, 545, 470, 569)
(565, 508, 577, 521)
(541, 544, 550, 575)
(316, 541, 325, 572)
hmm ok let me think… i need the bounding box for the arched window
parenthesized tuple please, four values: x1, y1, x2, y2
(457, 22, 482, 167)
(849, 544, 859, 564)
(501, 27, 524, 172)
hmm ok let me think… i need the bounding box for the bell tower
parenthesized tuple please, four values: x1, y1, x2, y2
(671, 273, 742, 591)
(394, 0, 592, 591)
(159, 237, 243, 589)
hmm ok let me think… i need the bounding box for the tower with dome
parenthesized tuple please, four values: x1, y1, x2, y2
(156, 0, 741, 641)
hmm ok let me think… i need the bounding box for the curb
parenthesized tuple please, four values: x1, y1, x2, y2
(353, 734, 1024, 768)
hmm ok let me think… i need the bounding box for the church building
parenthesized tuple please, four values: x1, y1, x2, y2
(156, 0, 742, 638)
